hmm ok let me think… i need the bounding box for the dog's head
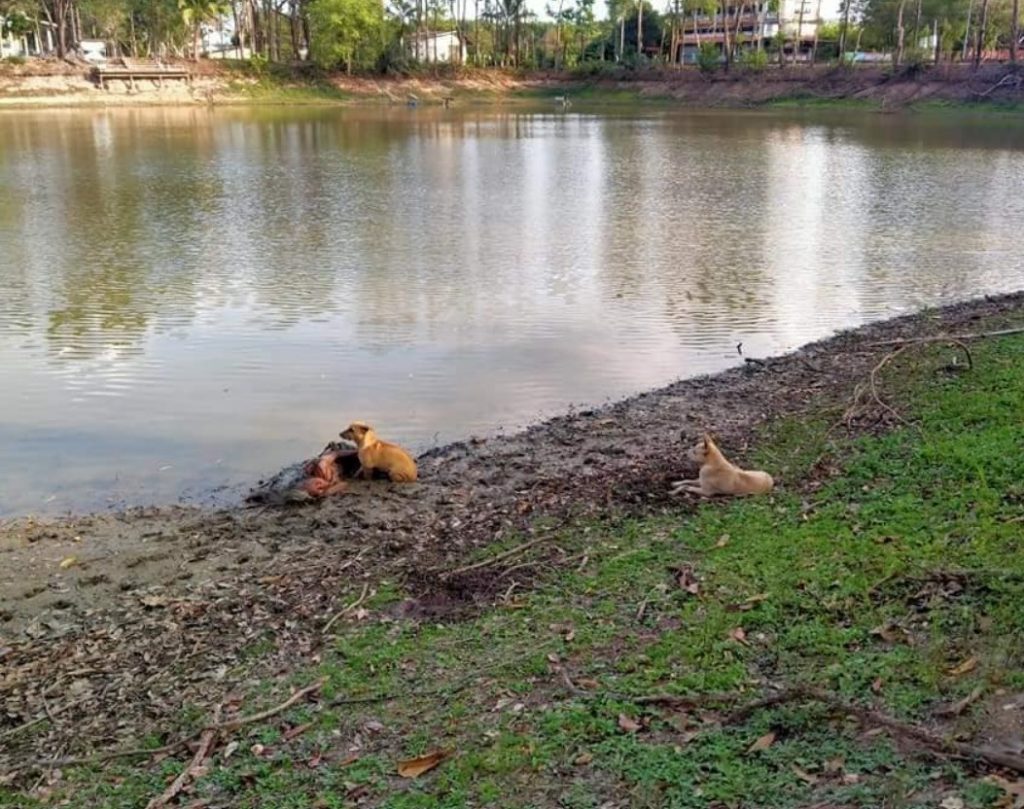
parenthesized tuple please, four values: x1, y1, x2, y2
(341, 421, 372, 444)
(688, 433, 715, 465)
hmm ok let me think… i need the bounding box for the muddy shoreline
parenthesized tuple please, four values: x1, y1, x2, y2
(1, 62, 1023, 109)
(2, 291, 1024, 773)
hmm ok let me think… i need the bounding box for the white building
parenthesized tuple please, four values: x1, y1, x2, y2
(0, 15, 55, 59)
(677, 0, 842, 63)
(407, 31, 466, 64)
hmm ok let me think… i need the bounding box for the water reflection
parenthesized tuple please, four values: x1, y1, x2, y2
(1, 106, 1023, 515)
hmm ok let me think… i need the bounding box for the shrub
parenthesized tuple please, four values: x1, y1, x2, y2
(697, 42, 720, 74)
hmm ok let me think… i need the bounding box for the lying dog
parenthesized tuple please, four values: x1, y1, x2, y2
(670, 434, 773, 497)
(340, 421, 418, 483)
(300, 448, 351, 498)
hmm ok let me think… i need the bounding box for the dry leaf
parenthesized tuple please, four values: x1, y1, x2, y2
(871, 623, 909, 644)
(573, 752, 593, 766)
(823, 756, 845, 774)
(564, 629, 576, 642)
(947, 656, 978, 677)
(747, 731, 776, 753)
(729, 627, 750, 646)
(59, 556, 79, 570)
(936, 685, 984, 717)
(715, 534, 730, 548)
(284, 722, 314, 741)
(986, 775, 1024, 800)
(726, 594, 769, 613)
(617, 714, 642, 733)
(871, 677, 884, 694)
(397, 750, 451, 778)
(140, 595, 170, 608)
(940, 796, 965, 809)
(672, 565, 701, 596)
(577, 678, 599, 690)
(791, 765, 819, 784)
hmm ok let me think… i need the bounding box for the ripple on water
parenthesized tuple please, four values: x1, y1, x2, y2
(1, 106, 1023, 515)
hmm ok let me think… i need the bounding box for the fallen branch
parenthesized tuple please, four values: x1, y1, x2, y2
(868, 327, 1024, 348)
(631, 684, 1024, 774)
(443, 534, 552, 578)
(0, 699, 82, 741)
(215, 677, 326, 733)
(25, 678, 326, 772)
(868, 345, 914, 427)
(322, 582, 371, 634)
(146, 711, 220, 809)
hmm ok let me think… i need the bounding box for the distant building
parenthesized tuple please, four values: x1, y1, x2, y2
(0, 16, 55, 58)
(676, 0, 841, 63)
(406, 31, 466, 64)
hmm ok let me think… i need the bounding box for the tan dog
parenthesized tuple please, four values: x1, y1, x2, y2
(670, 434, 773, 497)
(340, 422, 418, 483)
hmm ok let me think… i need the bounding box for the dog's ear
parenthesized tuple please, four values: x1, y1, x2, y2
(702, 433, 711, 449)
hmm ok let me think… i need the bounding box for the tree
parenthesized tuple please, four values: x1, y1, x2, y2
(179, 0, 227, 58)
(1011, 0, 1018, 61)
(307, 0, 384, 71)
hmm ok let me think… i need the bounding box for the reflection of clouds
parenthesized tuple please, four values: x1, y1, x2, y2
(1, 107, 1024, 513)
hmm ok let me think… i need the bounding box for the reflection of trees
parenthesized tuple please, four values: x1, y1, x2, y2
(597, 114, 774, 341)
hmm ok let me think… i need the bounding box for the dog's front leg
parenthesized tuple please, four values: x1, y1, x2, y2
(670, 479, 700, 494)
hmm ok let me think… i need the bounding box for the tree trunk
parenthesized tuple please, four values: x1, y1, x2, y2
(894, 0, 905, 67)
(55, 0, 67, 57)
(723, 1, 731, 69)
(1011, 0, 1019, 62)
(933, 18, 939, 63)
(973, 0, 988, 66)
(637, 0, 643, 59)
(795, 0, 805, 62)
(912, 0, 922, 52)
(838, 0, 850, 61)
(962, 0, 973, 60)
(810, 0, 821, 62)
(618, 15, 624, 61)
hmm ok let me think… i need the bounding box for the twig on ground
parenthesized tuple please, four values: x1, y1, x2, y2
(216, 678, 326, 733)
(868, 327, 1024, 347)
(868, 345, 914, 427)
(26, 679, 326, 773)
(559, 667, 586, 697)
(444, 534, 552, 578)
(322, 583, 371, 634)
(145, 708, 221, 809)
(630, 684, 1024, 774)
(0, 699, 81, 741)
(935, 685, 985, 718)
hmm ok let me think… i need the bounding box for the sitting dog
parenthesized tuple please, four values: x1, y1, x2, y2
(340, 422, 418, 483)
(670, 434, 773, 497)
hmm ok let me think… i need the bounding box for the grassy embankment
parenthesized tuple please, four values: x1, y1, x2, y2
(6, 328, 1024, 808)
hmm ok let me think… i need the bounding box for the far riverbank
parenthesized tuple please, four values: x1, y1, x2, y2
(1, 59, 1023, 110)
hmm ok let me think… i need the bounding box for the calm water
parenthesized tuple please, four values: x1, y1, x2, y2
(1, 105, 1023, 516)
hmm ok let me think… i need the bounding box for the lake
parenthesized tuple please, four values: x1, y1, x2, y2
(1, 104, 1023, 516)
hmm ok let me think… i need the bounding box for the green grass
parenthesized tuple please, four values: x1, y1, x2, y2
(8, 332, 1024, 808)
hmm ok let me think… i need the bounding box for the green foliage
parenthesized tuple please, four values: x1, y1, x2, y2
(1, 10, 33, 37)
(696, 41, 720, 73)
(307, 0, 386, 73)
(739, 46, 769, 71)
(20, 326, 1024, 808)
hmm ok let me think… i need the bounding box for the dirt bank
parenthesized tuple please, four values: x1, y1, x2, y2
(2, 291, 1023, 776)
(1, 59, 1022, 108)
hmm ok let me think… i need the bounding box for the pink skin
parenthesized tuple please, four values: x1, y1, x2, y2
(301, 451, 348, 498)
